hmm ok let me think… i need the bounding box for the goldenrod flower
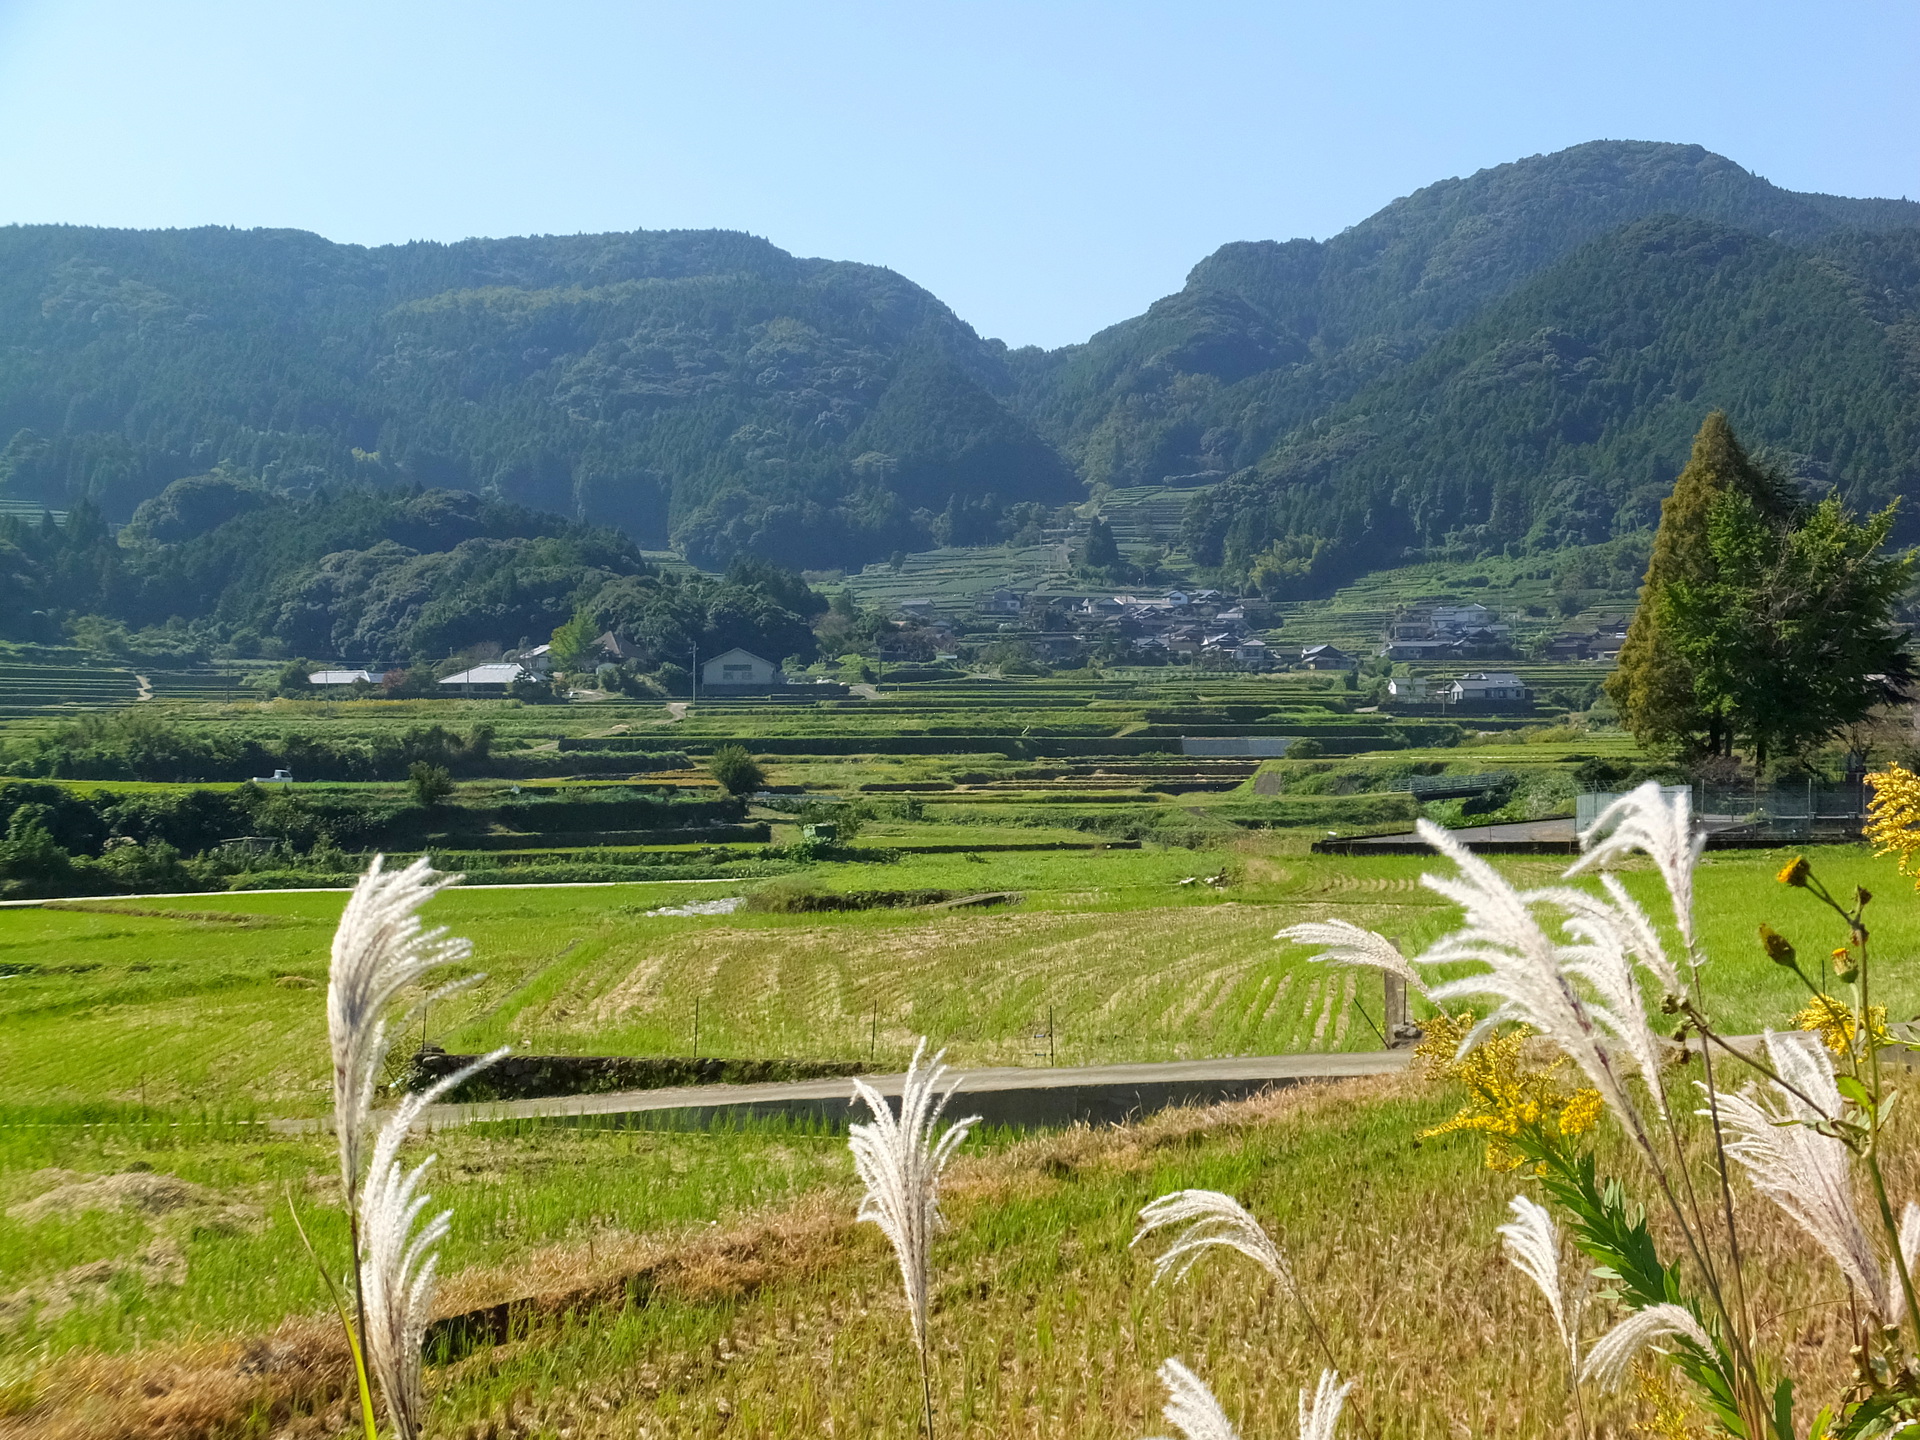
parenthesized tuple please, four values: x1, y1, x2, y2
(1415, 1013, 1605, 1170)
(1777, 856, 1810, 887)
(1558, 1088, 1605, 1138)
(1790, 992, 1890, 1059)
(1866, 764, 1920, 888)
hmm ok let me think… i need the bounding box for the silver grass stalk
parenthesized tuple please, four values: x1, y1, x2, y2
(848, 1039, 978, 1436)
(1133, 1189, 1293, 1295)
(1273, 920, 1433, 1000)
(1413, 821, 1657, 1132)
(1893, 1201, 1920, 1314)
(1298, 1369, 1354, 1440)
(357, 1059, 499, 1440)
(1147, 1358, 1243, 1440)
(1581, 1304, 1714, 1391)
(328, 853, 474, 1194)
(1710, 1030, 1888, 1316)
(1566, 781, 1705, 955)
(1523, 882, 1673, 1120)
(1497, 1194, 1581, 1368)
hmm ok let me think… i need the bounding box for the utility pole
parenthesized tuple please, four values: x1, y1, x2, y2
(690, 640, 698, 710)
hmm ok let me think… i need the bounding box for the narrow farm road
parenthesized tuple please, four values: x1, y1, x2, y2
(375, 1049, 1418, 1136)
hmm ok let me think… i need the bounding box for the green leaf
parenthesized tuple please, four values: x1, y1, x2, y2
(1837, 1075, 1873, 1107)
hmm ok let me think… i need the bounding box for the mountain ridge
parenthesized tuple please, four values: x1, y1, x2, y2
(2, 138, 1918, 591)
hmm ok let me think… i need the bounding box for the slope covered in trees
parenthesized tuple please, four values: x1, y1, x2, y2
(1010, 141, 1920, 494)
(0, 226, 1074, 568)
(1180, 217, 1920, 591)
(0, 480, 823, 666)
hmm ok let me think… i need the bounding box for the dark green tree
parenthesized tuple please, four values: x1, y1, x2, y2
(1606, 413, 1796, 756)
(548, 609, 600, 671)
(1079, 517, 1122, 573)
(1664, 490, 1913, 765)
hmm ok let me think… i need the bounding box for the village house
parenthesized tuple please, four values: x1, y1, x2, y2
(1385, 675, 1429, 701)
(439, 662, 529, 696)
(1299, 643, 1358, 671)
(1440, 671, 1531, 704)
(700, 648, 782, 688)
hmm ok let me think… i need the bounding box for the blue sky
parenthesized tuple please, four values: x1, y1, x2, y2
(0, 1, 1915, 348)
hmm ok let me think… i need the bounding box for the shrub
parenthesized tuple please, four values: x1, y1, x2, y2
(708, 744, 765, 795)
(1286, 738, 1326, 759)
(408, 762, 454, 807)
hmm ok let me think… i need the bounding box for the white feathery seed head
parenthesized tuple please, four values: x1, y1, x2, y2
(1581, 1304, 1714, 1392)
(1566, 781, 1704, 954)
(1298, 1368, 1354, 1440)
(1497, 1193, 1580, 1366)
(847, 1039, 978, 1354)
(1274, 919, 1433, 1000)
(1133, 1188, 1293, 1295)
(1709, 1030, 1887, 1316)
(1413, 821, 1653, 1130)
(327, 853, 475, 1192)
(357, 1049, 504, 1440)
(1524, 882, 1673, 1120)
(1147, 1358, 1243, 1440)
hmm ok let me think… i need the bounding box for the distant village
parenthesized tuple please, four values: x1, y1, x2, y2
(306, 586, 1629, 715)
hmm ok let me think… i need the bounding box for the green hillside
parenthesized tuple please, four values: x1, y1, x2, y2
(1009, 140, 1920, 492)
(0, 226, 1073, 569)
(1184, 217, 1920, 588)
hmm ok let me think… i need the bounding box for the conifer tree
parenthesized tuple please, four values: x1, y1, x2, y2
(1605, 413, 1796, 756)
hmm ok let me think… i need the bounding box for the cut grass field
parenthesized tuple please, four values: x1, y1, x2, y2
(2, 844, 1907, 1115)
(7, 1072, 1905, 1439)
(3, 835, 1915, 1436)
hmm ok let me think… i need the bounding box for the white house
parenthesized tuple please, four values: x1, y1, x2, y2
(308, 669, 377, 687)
(439, 663, 528, 695)
(1441, 671, 1531, 703)
(701, 648, 782, 688)
(1386, 676, 1429, 701)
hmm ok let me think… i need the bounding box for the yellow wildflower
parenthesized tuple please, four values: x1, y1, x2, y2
(1777, 856, 1810, 887)
(1558, 1087, 1605, 1137)
(1415, 1012, 1604, 1170)
(1790, 992, 1891, 1059)
(1866, 764, 1920, 888)
(1633, 1358, 1699, 1440)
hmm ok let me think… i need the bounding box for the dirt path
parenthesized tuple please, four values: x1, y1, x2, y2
(666, 702, 689, 720)
(133, 674, 153, 701)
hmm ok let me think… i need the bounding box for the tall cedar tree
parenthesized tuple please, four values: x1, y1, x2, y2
(1609, 412, 1913, 762)
(1606, 413, 1794, 755)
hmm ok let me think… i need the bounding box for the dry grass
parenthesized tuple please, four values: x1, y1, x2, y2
(7, 1066, 1902, 1439)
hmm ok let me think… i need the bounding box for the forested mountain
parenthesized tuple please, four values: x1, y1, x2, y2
(3, 139, 1918, 599)
(1009, 141, 1920, 493)
(1181, 217, 1920, 590)
(0, 226, 1074, 567)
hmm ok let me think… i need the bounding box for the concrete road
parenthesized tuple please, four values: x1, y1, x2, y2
(413, 1049, 1416, 1133)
